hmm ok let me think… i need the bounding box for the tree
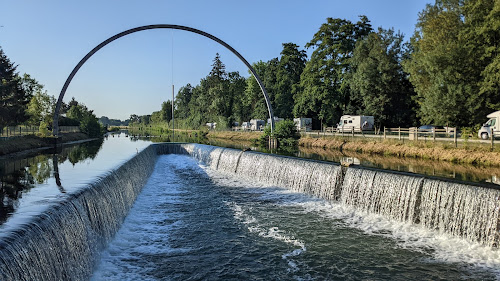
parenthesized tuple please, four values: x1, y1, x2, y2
(24, 74, 56, 134)
(175, 84, 193, 119)
(274, 43, 307, 119)
(294, 16, 372, 127)
(66, 100, 104, 137)
(348, 28, 416, 127)
(244, 61, 270, 120)
(129, 114, 140, 124)
(0, 47, 31, 128)
(461, 0, 500, 112)
(161, 100, 172, 123)
(403, 0, 499, 127)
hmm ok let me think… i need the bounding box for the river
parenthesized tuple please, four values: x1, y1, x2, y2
(0, 132, 499, 280)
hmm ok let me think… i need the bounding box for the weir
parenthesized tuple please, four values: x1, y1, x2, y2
(0, 143, 498, 280)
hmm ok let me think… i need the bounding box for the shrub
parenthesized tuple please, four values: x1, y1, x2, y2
(260, 119, 300, 147)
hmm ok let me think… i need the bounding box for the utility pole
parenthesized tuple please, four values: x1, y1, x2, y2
(172, 85, 175, 141)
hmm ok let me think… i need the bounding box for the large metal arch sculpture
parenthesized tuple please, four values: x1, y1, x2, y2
(52, 24, 275, 136)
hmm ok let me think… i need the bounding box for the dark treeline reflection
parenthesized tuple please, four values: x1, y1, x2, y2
(0, 138, 104, 223)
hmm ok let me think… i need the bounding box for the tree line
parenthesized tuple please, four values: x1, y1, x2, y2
(0, 48, 104, 137)
(132, 0, 499, 131)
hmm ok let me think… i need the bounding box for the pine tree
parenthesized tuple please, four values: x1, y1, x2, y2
(0, 47, 31, 128)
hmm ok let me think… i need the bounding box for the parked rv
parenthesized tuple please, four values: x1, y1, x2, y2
(267, 117, 284, 126)
(241, 122, 251, 131)
(478, 110, 500, 140)
(250, 119, 265, 131)
(294, 118, 312, 132)
(336, 115, 374, 132)
(206, 122, 216, 130)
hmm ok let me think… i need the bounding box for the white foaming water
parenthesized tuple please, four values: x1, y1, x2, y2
(341, 167, 423, 222)
(204, 160, 500, 279)
(419, 179, 500, 247)
(293, 198, 500, 277)
(226, 201, 306, 273)
(91, 155, 193, 281)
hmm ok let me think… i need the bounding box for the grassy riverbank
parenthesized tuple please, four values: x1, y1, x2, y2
(0, 133, 91, 156)
(206, 131, 262, 141)
(299, 136, 500, 167)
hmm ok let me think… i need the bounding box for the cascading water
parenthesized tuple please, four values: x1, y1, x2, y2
(419, 179, 500, 247)
(341, 167, 424, 222)
(180, 143, 500, 247)
(235, 152, 344, 200)
(0, 145, 157, 280)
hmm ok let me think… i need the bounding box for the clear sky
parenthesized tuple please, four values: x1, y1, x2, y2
(1, 0, 432, 120)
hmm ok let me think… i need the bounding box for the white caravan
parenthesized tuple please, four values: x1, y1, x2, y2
(478, 110, 500, 139)
(294, 118, 312, 132)
(337, 115, 374, 132)
(250, 119, 265, 131)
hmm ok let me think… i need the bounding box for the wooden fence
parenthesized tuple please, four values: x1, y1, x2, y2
(307, 126, 498, 148)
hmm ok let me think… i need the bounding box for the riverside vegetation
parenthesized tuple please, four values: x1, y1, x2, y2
(128, 0, 500, 138)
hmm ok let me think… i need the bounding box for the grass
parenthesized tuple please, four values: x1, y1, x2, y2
(299, 135, 500, 167)
(207, 131, 262, 141)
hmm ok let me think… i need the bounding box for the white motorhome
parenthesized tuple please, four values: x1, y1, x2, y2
(267, 117, 284, 126)
(250, 119, 265, 131)
(241, 122, 251, 131)
(294, 118, 312, 132)
(478, 110, 500, 139)
(337, 115, 374, 132)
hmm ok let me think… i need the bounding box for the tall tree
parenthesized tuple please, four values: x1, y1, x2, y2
(161, 100, 173, 123)
(294, 16, 372, 127)
(244, 61, 271, 120)
(348, 28, 416, 127)
(0, 47, 31, 128)
(403, 0, 500, 126)
(175, 84, 193, 119)
(275, 43, 307, 119)
(461, 0, 500, 113)
(24, 74, 56, 133)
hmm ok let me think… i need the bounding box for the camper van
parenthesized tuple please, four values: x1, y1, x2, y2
(250, 119, 265, 131)
(337, 115, 374, 132)
(478, 110, 500, 139)
(294, 118, 312, 132)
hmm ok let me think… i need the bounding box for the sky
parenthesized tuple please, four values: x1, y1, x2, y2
(1, 0, 432, 120)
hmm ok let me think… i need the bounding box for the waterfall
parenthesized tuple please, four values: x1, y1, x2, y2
(419, 179, 500, 247)
(2, 142, 498, 281)
(158, 143, 499, 247)
(216, 149, 243, 173)
(234, 152, 344, 200)
(341, 167, 424, 222)
(0, 145, 157, 280)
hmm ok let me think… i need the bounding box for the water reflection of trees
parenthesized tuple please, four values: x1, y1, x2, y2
(0, 138, 105, 221)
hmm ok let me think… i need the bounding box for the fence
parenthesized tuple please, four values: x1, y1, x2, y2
(0, 126, 80, 138)
(306, 126, 498, 148)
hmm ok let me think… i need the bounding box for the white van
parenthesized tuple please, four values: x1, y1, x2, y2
(293, 118, 312, 132)
(478, 111, 500, 139)
(337, 115, 374, 132)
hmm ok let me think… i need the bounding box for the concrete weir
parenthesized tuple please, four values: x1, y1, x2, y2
(0, 143, 499, 280)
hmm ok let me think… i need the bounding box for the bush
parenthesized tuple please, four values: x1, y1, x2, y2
(259, 119, 300, 147)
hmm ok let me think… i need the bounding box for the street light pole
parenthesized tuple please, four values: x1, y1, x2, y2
(172, 84, 174, 141)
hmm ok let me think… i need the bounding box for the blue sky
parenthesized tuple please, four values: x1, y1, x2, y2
(1, 0, 431, 120)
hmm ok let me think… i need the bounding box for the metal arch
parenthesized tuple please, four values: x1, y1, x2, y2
(52, 24, 275, 136)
